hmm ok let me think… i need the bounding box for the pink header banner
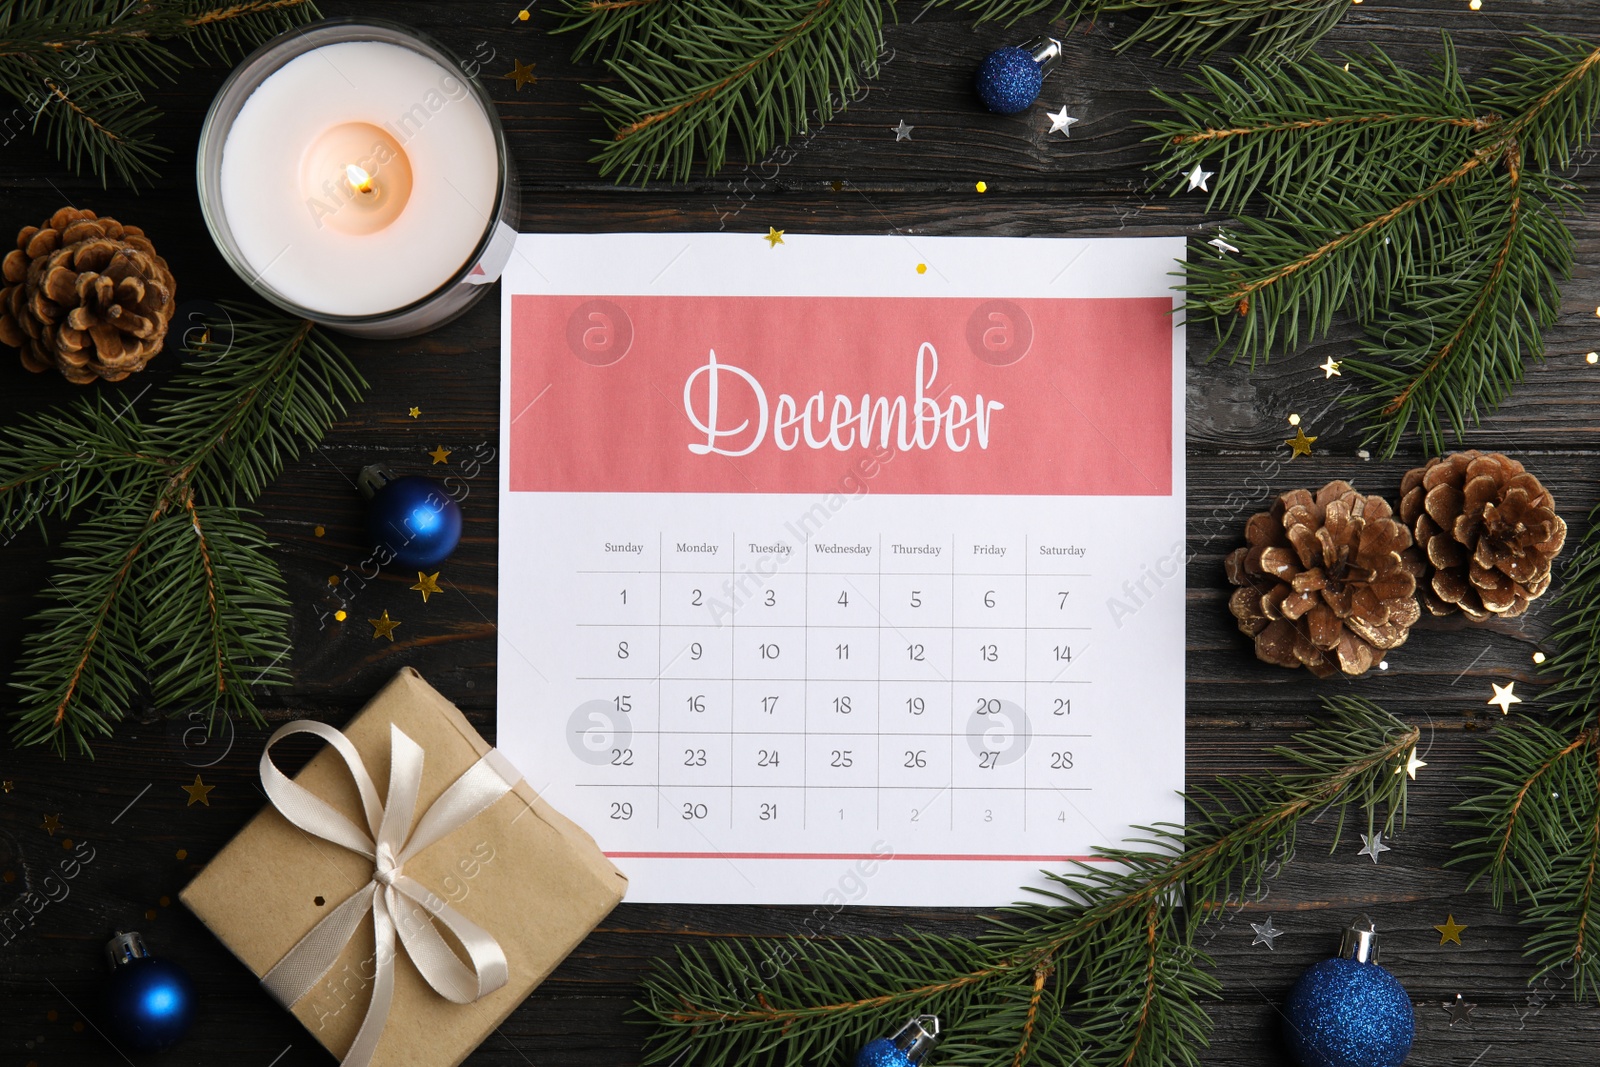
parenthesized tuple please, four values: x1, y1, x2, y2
(509, 294, 1173, 496)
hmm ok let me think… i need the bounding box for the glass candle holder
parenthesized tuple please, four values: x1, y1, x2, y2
(197, 19, 518, 338)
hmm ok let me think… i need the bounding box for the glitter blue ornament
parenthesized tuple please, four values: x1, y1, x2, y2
(359, 464, 464, 569)
(100, 931, 195, 1054)
(974, 36, 1062, 115)
(1283, 917, 1414, 1067)
(857, 1014, 940, 1067)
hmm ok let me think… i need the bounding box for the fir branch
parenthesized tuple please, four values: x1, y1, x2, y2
(576, 0, 889, 183)
(1148, 31, 1600, 456)
(559, 0, 1358, 185)
(0, 0, 320, 187)
(8, 495, 167, 752)
(5, 304, 364, 755)
(638, 697, 1417, 1067)
(0, 391, 156, 545)
(1100, 0, 1350, 64)
(1454, 503, 1600, 998)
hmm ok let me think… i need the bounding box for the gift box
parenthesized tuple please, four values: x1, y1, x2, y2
(181, 668, 627, 1067)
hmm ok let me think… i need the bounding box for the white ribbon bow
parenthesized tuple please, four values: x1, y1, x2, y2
(257, 720, 521, 1067)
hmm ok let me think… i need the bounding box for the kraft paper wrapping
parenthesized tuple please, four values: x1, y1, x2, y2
(181, 668, 627, 1067)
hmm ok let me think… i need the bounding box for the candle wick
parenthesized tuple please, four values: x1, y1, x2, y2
(345, 163, 375, 196)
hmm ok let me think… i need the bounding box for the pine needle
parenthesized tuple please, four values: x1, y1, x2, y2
(2, 304, 366, 755)
(1148, 31, 1600, 457)
(555, 0, 1360, 185)
(0, 0, 320, 188)
(637, 697, 1418, 1067)
(1454, 502, 1600, 999)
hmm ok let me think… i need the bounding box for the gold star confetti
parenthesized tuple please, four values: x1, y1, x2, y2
(764, 227, 785, 248)
(502, 59, 537, 90)
(182, 775, 215, 807)
(411, 571, 442, 603)
(975, 180, 988, 193)
(42, 812, 60, 835)
(429, 445, 452, 465)
(370, 609, 400, 641)
(1285, 427, 1317, 458)
(1319, 357, 1342, 378)
(1488, 680, 1522, 714)
(1435, 915, 1467, 945)
(2, 779, 12, 793)
(408, 406, 421, 418)
(1395, 748, 1426, 779)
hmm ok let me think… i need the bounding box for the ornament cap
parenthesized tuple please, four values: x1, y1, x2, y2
(1026, 36, 1064, 75)
(1338, 914, 1381, 964)
(357, 463, 399, 500)
(890, 1014, 941, 1065)
(105, 930, 150, 970)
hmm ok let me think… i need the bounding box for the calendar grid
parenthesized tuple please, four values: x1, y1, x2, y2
(655, 533, 663, 829)
(573, 531, 1121, 851)
(875, 535, 883, 830)
(801, 540, 809, 830)
(728, 531, 735, 829)
(948, 534, 956, 832)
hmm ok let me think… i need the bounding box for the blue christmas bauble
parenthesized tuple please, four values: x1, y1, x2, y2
(857, 1036, 916, 1067)
(1283, 957, 1414, 1067)
(856, 1014, 940, 1067)
(366, 475, 463, 568)
(975, 46, 1043, 114)
(102, 955, 195, 1053)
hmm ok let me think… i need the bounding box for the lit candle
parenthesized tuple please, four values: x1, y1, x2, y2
(198, 21, 517, 337)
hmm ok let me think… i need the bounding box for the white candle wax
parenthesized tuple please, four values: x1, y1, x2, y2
(219, 41, 499, 317)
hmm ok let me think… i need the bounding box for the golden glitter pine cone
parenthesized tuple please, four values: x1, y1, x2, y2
(1225, 481, 1423, 678)
(1399, 450, 1566, 620)
(0, 207, 175, 384)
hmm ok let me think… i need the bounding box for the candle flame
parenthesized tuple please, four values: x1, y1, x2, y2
(346, 163, 374, 194)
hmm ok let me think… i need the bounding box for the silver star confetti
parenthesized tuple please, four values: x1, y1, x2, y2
(892, 119, 914, 142)
(1442, 993, 1476, 1027)
(1186, 163, 1213, 192)
(1357, 831, 1392, 864)
(1046, 106, 1079, 136)
(1250, 917, 1282, 950)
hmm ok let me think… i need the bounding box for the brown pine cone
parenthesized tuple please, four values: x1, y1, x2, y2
(0, 207, 175, 384)
(1399, 451, 1566, 620)
(1225, 481, 1423, 678)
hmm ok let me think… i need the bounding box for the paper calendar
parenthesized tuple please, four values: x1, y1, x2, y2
(497, 233, 1185, 905)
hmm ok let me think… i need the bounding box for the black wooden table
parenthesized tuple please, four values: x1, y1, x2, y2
(3, 2, 1600, 1064)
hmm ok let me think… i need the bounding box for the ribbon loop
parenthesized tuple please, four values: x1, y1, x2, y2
(257, 719, 522, 1067)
